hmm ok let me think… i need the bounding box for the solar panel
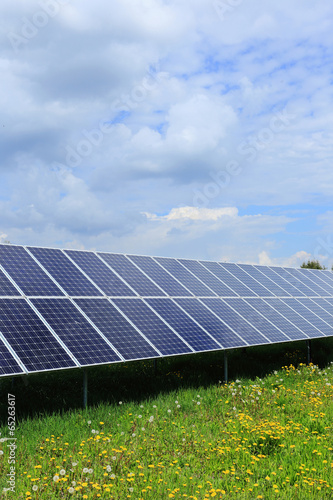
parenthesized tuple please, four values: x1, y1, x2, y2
(154, 257, 217, 296)
(236, 264, 289, 297)
(1, 242, 333, 382)
(28, 247, 103, 296)
(280, 298, 332, 337)
(263, 298, 322, 338)
(269, 267, 310, 296)
(200, 260, 256, 297)
(0, 337, 25, 376)
(243, 298, 308, 340)
(128, 255, 192, 296)
(0, 269, 21, 296)
(219, 263, 274, 297)
(31, 298, 121, 366)
(0, 298, 76, 372)
(75, 298, 159, 360)
(305, 269, 333, 292)
(179, 259, 237, 296)
(112, 298, 192, 355)
(64, 250, 136, 296)
(146, 298, 221, 352)
(282, 267, 326, 296)
(253, 265, 297, 296)
(98, 253, 166, 296)
(0, 245, 64, 296)
(298, 298, 333, 327)
(174, 298, 248, 348)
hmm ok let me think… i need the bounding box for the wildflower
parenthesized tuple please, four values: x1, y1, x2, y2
(149, 416, 154, 422)
(106, 466, 112, 472)
(112, 456, 117, 461)
(83, 468, 89, 473)
(88, 468, 93, 474)
(197, 402, 200, 405)
(87, 421, 91, 425)
(110, 474, 116, 479)
(53, 475, 59, 482)
(138, 415, 142, 419)
(72, 462, 77, 467)
(119, 401, 122, 405)
(68, 487, 75, 493)
(132, 433, 136, 437)
(32, 485, 38, 491)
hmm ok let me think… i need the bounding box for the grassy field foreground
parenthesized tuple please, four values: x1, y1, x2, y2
(0, 360, 333, 499)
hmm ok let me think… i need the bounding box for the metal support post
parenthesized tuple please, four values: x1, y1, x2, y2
(307, 339, 312, 365)
(83, 370, 88, 409)
(224, 351, 228, 383)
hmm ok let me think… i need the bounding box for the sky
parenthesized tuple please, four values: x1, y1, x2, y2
(1, 0, 333, 267)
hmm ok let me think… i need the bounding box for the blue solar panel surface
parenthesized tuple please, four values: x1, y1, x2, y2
(0, 243, 333, 378)
(98, 253, 166, 296)
(280, 298, 332, 337)
(179, 259, 237, 296)
(31, 298, 121, 365)
(64, 250, 136, 296)
(201, 261, 256, 297)
(175, 298, 247, 348)
(0, 299, 76, 372)
(219, 263, 274, 297)
(75, 298, 159, 360)
(0, 338, 24, 376)
(244, 298, 307, 340)
(200, 298, 269, 346)
(128, 255, 192, 297)
(155, 257, 216, 296)
(0, 245, 64, 296)
(0, 269, 21, 296)
(146, 298, 221, 352)
(112, 298, 192, 355)
(28, 247, 103, 296)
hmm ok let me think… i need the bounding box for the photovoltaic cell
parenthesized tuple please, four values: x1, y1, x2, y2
(112, 298, 191, 355)
(265, 299, 321, 338)
(201, 261, 256, 297)
(283, 267, 325, 296)
(179, 259, 237, 296)
(0, 299, 76, 372)
(253, 266, 297, 296)
(237, 264, 288, 297)
(146, 298, 221, 352)
(31, 298, 121, 365)
(220, 263, 274, 297)
(28, 247, 103, 296)
(128, 255, 192, 296)
(244, 298, 307, 340)
(298, 298, 333, 327)
(0, 338, 24, 376)
(302, 269, 333, 295)
(311, 298, 333, 317)
(98, 253, 166, 296)
(75, 298, 158, 360)
(280, 298, 333, 337)
(269, 267, 309, 296)
(175, 298, 247, 348)
(64, 250, 135, 296)
(222, 298, 290, 343)
(0, 269, 21, 296)
(0, 245, 64, 296)
(306, 270, 333, 292)
(154, 257, 216, 296)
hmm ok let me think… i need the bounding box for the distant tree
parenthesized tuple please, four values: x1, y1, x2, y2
(301, 259, 326, 270)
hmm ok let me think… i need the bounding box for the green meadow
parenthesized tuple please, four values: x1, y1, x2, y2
(0, 340, 333, 499)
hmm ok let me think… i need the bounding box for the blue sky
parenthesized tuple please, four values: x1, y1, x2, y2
(1, 0, 333, 267)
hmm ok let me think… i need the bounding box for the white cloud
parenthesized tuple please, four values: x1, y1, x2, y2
(1, 0, 333, 265)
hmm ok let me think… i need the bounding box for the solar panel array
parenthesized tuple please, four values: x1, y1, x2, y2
(0, 243, 333, 378)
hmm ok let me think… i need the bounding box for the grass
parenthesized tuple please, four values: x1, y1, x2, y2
(0, 340, 333, 499)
